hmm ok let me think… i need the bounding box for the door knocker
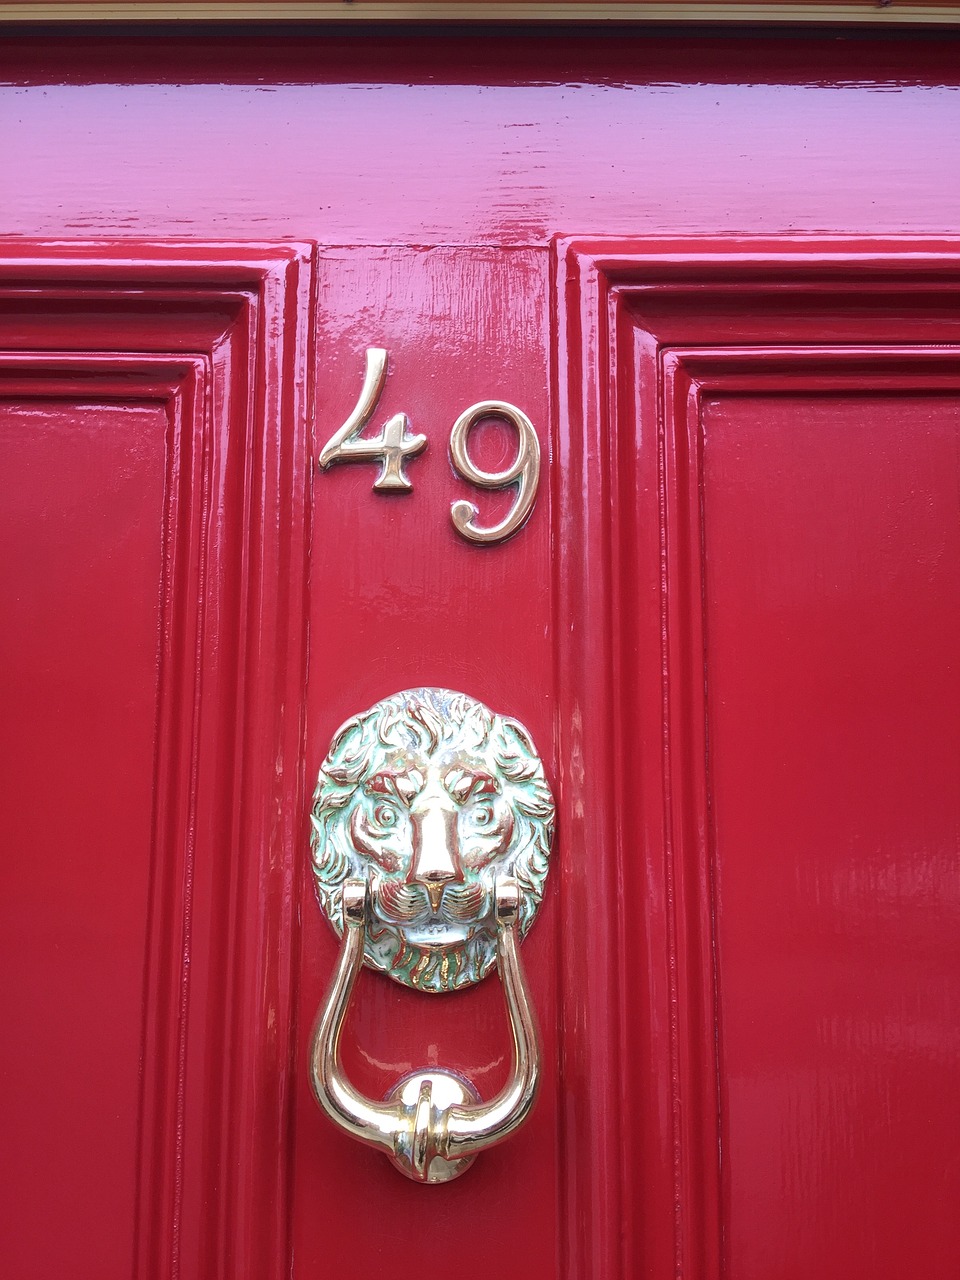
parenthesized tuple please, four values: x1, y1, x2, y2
(308, 687, 554, 1183)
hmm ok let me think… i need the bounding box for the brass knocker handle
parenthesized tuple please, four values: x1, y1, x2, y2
(309, 876, 540, 1184)
(308, 688, 554, 1182)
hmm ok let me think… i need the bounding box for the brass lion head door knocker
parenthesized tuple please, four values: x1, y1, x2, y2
(308, 688, 554, 1183)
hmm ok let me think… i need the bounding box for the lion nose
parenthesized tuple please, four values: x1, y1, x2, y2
(408, 804, 463, 913)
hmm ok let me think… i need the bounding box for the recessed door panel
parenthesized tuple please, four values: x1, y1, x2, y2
(0, 396, 165, 1279)
(702, 389, 960, 1279)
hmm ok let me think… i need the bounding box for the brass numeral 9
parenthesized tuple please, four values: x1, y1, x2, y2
(448, 401, 541, 545)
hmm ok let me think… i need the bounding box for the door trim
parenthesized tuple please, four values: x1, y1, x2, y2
(3, 2, 960, 24)
(0, 240, 314, 1280)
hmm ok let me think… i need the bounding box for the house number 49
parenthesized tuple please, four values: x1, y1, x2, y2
(318, 347, 541, 545)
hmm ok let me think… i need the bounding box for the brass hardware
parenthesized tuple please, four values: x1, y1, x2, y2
(308, 688, 553, 1179)
(310, 688, 553, 992)
(318, 352, 542, 541)
(449, 400, 541, 544)
(310, 875, 539, 1183)
(318, 346, 426, 491)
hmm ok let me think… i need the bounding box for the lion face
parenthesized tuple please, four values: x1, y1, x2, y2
(310, 688, 554, 992)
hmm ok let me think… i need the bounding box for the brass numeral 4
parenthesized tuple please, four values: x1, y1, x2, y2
(318, 347, 427, 492)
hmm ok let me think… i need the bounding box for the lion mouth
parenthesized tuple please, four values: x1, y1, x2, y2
(371, 875, 490, 930)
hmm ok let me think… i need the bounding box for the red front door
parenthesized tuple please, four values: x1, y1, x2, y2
(1, 32, 958, 1280)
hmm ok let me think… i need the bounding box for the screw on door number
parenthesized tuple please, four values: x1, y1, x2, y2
(317, 347, 541, 545)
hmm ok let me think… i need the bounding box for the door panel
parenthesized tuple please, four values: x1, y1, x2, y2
(0, 396, 165, 1279)
(0, 248, 312, 1280)
(703, 387, 960, 1278)
(559, 242, 960, 1277)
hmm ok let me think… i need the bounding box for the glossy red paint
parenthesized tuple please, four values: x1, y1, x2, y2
(1, 33, 959, 1280)
(557, 241, 960, 1278)
(0, 245, 313, 1280)
(3, 37, 960, 244)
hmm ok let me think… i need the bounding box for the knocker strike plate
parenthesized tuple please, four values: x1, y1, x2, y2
(310, 687, 554, 992)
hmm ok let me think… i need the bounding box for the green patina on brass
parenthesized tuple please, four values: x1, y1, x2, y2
(310, 688, 554, 992)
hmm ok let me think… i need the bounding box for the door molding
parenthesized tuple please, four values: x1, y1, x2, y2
(552, 235, 960, 1280)
(0, 241, 314, 1280)
(3, 2, 960, 23)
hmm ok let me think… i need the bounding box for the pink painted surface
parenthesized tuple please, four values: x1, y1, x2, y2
(0, 398, 165, 1279)
(1, 39, 959, 243)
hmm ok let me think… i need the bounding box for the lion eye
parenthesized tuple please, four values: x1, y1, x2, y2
(372, 803, 399, 830)
(469, 804, 495, 829)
